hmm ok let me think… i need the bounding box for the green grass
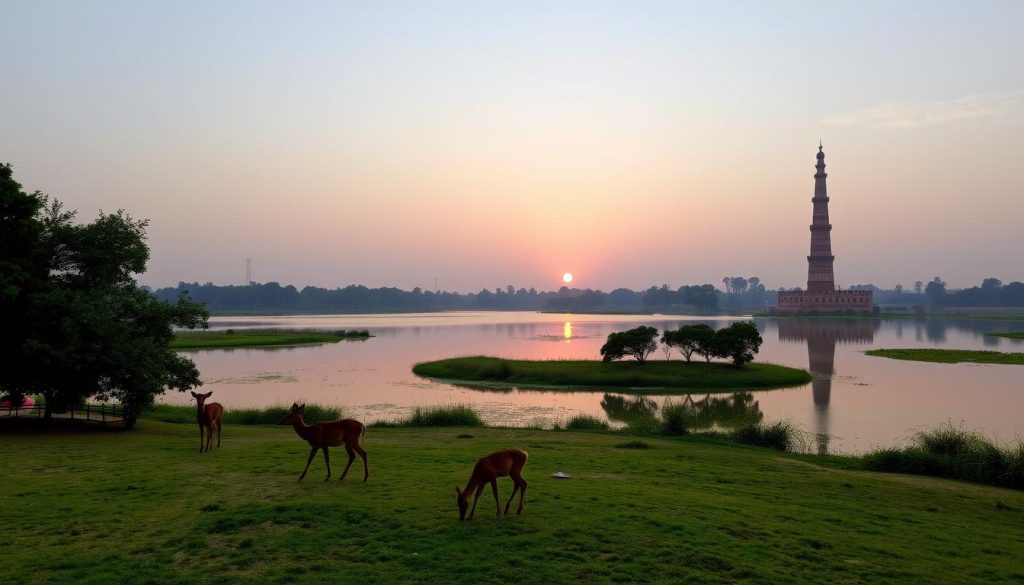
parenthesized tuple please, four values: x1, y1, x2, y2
(562, 414, 610, 431)
(370, 405, 486, 428)
(863, 423, 1024, 490)
(412, 356, 812, 393)
(171, 329, 370, 350)
(2, 421, 1023, 584)
(865, 348, 1024, 365)
(986, 331, 1024, 339)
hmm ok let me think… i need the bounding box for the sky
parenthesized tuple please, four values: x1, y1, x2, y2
(2, 1, 1022, 292)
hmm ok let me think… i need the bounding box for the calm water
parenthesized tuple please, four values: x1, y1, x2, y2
(164, 312, 1024, 454)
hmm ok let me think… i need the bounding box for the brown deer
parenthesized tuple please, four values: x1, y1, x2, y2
(191, 390, 223, 453)
(277, 403, 368, 482)
(455, 448, 528, 520)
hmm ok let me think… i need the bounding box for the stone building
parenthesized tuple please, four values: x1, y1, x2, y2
(774, 144, 875, 314)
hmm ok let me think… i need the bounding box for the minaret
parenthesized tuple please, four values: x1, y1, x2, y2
(807, 143, 836, 294)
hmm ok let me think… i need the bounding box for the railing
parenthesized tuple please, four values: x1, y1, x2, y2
(0, 403, 128, 426)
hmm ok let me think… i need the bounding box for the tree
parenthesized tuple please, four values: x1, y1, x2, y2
(709, 321, 763, 367)
(0, 164, 208, 425)
(925, 276, 947, 305)
(661, 324, 715, 363)
(914, 280, 924, 295)
(600, 326, 659, 364)
(895, 284, 903, 295)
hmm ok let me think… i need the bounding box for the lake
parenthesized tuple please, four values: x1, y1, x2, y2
(164, 312, 1024, 454)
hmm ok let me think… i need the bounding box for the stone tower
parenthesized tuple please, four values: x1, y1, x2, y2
(807, 143, 835, 293)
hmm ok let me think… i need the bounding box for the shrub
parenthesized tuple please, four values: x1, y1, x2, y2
(564, 414, 610, 431)
(404, 405, 484, 427)
(660, 403, 691, 436)
(730, 421, 800, 451)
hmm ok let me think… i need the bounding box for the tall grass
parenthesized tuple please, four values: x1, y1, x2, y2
(143, 403, 344, 425)
(371, 405, 485, 428)
(863, 422, 1024, 490)
(563, 414, 610, 431)
(729, 421, 803, 452)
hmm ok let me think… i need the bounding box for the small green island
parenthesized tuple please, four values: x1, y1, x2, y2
(412, 356, 812, 393)
(171, 329, 371, 350)
(986, 331, 1024, 339)
(865, 348, 1024, 365)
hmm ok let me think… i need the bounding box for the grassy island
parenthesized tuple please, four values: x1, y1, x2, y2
(986, 331, 1024, 339)
(412, 356, 811, 392)
(171, 329, 370, 350)
(865, 348, 1024, 365)
(2, 421, 1022, 583)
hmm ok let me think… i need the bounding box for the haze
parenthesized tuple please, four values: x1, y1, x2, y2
(3, 1, 1022, 292)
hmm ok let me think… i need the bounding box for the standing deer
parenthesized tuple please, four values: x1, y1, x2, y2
(191, 391, 223, 453)
(455, 448, 528, 520)
(277, 403, 369, 482)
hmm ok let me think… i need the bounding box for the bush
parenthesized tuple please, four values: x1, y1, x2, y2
(659, 403, 690, 436)
(400, 405, 485, 427)
(863, 423, 1024, 490)
(564, 414, 610, 431)
(730, 421, 800, 451)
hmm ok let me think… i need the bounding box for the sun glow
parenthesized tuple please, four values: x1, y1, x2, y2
(562, 272, 573, 284)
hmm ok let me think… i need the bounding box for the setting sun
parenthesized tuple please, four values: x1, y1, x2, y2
(562, 272, 573, 284)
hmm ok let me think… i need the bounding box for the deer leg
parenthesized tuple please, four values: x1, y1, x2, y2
(206, 427, 214, 453)
(339, 444, 356, 480)
(198, 425, 205, 453)
(516, 478, 528, 515)
(491, 480, 502, 518)
(299, 446, 317, 481)
(504, 482, 520, 514)
(354, 443, 369, 482)
(468, 484, 485, 519)
(322, 447, 332, 481)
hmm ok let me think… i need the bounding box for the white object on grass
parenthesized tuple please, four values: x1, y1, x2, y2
(551, 471, 571, 479)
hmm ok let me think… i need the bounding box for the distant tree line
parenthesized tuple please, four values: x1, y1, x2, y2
(849, 277, 1024, 307)
(153, 282, 723, 313)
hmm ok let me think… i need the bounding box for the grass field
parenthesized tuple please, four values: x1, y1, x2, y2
(412, 356, 812, 392)
(2, 421, 1023, 584)
(171, 329, 370, 350)
(864, 348, 1024, 365)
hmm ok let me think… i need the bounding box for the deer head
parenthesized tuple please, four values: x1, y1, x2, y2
(191, 390, 213, 407)
(277, 403, 305, 426)
(455, 486, 470, 521)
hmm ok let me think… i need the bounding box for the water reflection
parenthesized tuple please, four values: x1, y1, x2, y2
(600, 392, 763, 430)
(564, 322, 572, 341)
(778, 320, 878, 454)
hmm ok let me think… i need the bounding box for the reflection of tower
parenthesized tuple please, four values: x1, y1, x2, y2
(778, 319, 878, 454)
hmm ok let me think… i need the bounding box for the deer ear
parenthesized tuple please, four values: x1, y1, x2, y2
(204, 391, 213, 398)
(299, 404, 306, 411)
(190, 391, 198, 398)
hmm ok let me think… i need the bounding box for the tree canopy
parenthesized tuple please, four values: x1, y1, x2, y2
(600, 326, 659, 364)
(0, 164, 208, 424)
(709, 322, 764, 367)
(661, 324, 715, 363)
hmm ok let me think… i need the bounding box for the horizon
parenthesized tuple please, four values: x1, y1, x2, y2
(3, 1, 1022, 292)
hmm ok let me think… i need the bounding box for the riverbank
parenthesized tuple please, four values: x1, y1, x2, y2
(413, 356, 812, 392)
(2, 421, 1021, 584)
(171, 329, 370, 350)
(864, 348, 1024, 365)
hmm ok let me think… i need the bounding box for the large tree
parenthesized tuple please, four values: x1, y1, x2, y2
(709, 321, 763, 367)
(600, 326, 659, 364)
(661, 324, 715, 363)
(0, 164, 208, 425)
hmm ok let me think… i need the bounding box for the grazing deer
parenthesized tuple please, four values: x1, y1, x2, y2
(277, 403, 368, 482)
(191, 391, 223, 453)
(455, 448, 528, 520)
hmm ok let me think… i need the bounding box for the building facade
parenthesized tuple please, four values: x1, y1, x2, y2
(774, 145, 875, 314)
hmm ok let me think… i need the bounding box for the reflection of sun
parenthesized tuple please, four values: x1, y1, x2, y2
(563, 322, 572, 340)
(562, 272, 573, 284)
